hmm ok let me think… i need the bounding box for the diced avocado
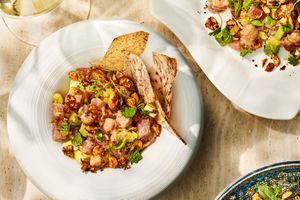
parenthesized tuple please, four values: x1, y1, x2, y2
(264, 25, 292, 56)
(62, 140, 78, 150)
(71, 131, 83, 146)
(74, 150, 84, 164)
(274, 25, 292, 40)
(264, 16, 276, 26)
(259, 31, 268, 41)
(52, 93, 63, 104)
(62, 140, 72, 147)
(79, 124, 89, 137)
(69, 112, 81, 126)
(239, 18, 251, 26)
(111, 129, 138, 143)
(264, 36, 281, 56)
(274, 28, 285, 40)
(103, 87, 113, 97)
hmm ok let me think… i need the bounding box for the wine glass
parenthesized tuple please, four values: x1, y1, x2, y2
(0, 0, 92, 46)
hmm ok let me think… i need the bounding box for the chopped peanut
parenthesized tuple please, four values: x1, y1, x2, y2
(271, 54, 280, 67)
(108, 156, 118, 168)
(62, 145, 74, 158)
(279, 17, 288, 26)
(108, 90, 119, 111)
(262, 6, 270, 14)
(282, 191, 292, 200)
(265, 62, 275, 72)
(68, 71, 78, 81)
(271, 12, 279, 20)
(205, 17, 219, 31)
(252, 193, 263, 200)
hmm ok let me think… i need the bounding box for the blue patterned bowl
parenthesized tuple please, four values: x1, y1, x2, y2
(216, 161, 300, 199)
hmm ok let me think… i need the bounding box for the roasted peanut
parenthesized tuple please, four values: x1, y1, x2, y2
(271, 12, 279, 20)
(126, 97, 136, 108)
(252, 193, 263, 200)
(151, 122, 161, 136)
(205, 17, 219, 31)
(282, 191, 292, 200)
(68, 71, 78, 81)
(108, 90, 119, 110)
(108, 156, 118, 168)
(119, 77, 135, 90)
(265, 62, 275, 72)
(262, 5, 270, 14)
(115, 71, 124, 79)
(271, 54, 280, 66)
(279, 16, 288, 25)
(62, 145, 74, 158)
(92, 145, 103, 156)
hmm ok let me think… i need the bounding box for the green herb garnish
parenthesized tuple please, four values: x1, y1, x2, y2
(128, 149, 143, 164)
(288, 56, 299, 66)
(209, 27, 221, 36)
(122, 107, 136, 118)
(59, 120, 69, 136)
(71, 131, 83, 146)
(114, 141, 126, 150)
(281, 24, 292, 33)
(257, 185, 281, 200)
(137, 101, 148, 117)
(242, 0, 252, 11)
(251, 20, 263, 27)
(264, 16, 276, 26)
(214, 28, 233, 46)
(95, 131, 103, 143)
(240, 49, 252, 57)
(228, 0, 234, 8)
(234, 0, 241, 17)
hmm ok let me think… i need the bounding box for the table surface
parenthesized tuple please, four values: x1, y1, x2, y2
(1, 0, 300, 200)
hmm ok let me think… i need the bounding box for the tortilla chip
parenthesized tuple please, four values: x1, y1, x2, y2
(149, 52, 177, 119)
(126, 53, 186, 145)
(94, 31, 149, 71)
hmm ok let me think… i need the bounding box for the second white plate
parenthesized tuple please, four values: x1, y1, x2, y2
(151, 0, 300, 120)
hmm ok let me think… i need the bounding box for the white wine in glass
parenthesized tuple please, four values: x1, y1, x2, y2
(0, 0, 62, 16)
(0, 0, 91, 45)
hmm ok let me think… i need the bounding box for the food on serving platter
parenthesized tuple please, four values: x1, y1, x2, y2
(205, 0, 300, 69)
(252, 184, 300, 200)
(50, 31, 185, 173)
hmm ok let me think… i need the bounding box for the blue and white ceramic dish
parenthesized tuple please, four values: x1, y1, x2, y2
(216, 161, 300, 199)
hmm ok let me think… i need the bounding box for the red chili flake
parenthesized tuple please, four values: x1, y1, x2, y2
(265, 63, 275, 72)
(280, 65, 286, 71)
(262, 58, 268, 68)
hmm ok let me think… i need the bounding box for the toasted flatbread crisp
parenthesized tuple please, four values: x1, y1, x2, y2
(126, 53, 186, 145)
(149, 52, 177, 119)
(94, 31, 149, 71)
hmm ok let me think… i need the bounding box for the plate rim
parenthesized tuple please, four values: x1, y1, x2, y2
(7, 19, 204, 199)
(215, 161, 300, 200)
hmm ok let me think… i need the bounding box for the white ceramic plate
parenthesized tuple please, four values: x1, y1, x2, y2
(7, 20, 203, 199)
(150, 0, 300, 120)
